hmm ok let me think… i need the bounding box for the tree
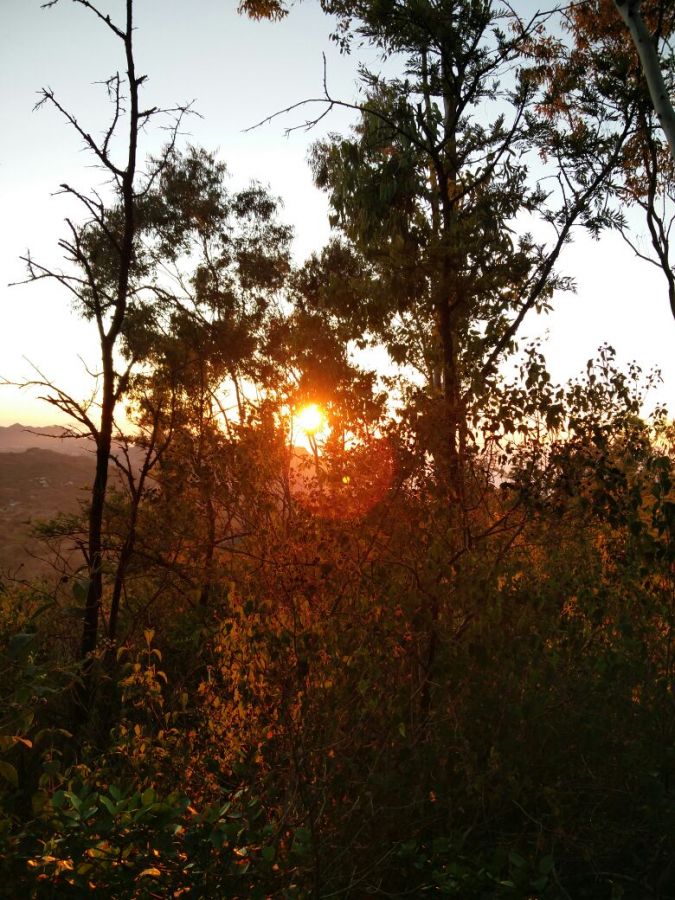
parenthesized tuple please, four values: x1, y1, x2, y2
(614, 0, 675, 160)
(113, 148, 292, 619)
(22, 0, 190, 677)
(300, 0, 632, 528)
(541, 0, 675, 319)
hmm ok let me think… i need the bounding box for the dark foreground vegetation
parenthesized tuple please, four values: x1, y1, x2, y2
(2, 370, 674, 899)
(1, 0, 674, 897)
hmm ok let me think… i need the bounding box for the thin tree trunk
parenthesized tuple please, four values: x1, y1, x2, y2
(614, 0, 675, 161)
(80, 376, 114, 660)
(80, 0, 139, 670)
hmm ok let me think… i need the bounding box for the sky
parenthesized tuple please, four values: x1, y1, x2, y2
(1, 0, 673, 427)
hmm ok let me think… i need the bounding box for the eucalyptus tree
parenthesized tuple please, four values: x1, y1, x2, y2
(613, 0, 675, 160)
(301, 0, 634, 523)
(551, 0, 675, 319)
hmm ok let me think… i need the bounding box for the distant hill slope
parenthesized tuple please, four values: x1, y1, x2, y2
(0, 425, 310, 581)
(0, 447, 94, 579)
(0, 424, 95, 456)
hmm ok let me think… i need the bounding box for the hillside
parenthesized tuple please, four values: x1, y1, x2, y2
(0, 447, 94, 579)
(0, 423, 95, 456)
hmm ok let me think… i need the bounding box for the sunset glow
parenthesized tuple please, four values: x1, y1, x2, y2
(295, 403, 326, 435)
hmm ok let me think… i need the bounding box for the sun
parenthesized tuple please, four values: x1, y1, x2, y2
(295, 403, 325, 435)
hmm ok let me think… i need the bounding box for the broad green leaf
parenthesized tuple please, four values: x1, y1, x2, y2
(9, 632, 35, 658)
(0, 760, 18, 787)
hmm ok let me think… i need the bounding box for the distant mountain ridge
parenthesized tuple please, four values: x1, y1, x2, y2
(0, 424, 95, 456)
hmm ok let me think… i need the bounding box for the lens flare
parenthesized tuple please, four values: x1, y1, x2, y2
(291, 435, 395, 521)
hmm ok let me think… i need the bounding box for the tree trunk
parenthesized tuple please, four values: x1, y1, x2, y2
(614, 0, 675, 161)
(81, 359, 114, 660)
(79, 0, 139, 677)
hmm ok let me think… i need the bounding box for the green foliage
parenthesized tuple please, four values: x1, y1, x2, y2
(11, 782, 278, 898)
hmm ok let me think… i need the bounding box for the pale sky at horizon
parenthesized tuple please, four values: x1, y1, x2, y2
(1, 0, 673, 427)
